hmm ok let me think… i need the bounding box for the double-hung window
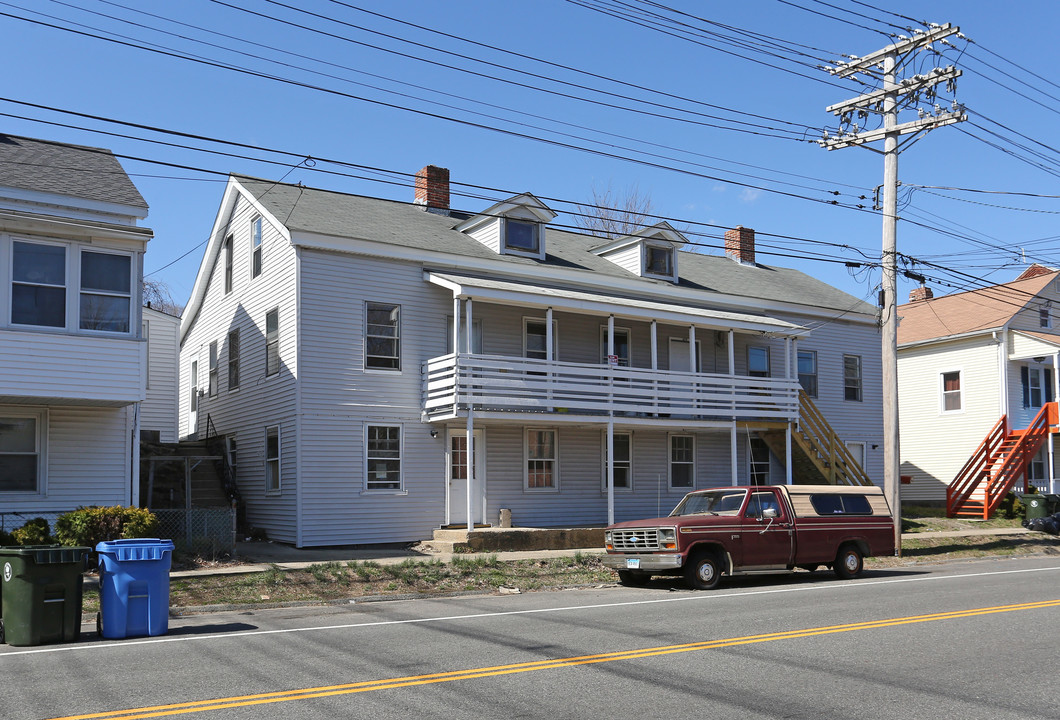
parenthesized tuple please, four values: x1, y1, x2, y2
(223, 234, 233, 293)
(365, 302, 400, 370)
(603, 432, 632, 490)
(748, 346, 770, 378)
(265, 308, 279, 376)
(1040, 304, 1052, 329)
(941, 370, 961, 412)
(80, 250, 131, 332)
(644, 243, 674, 278)
(251, 217, 263, 278)
(366, 425, 402, 491)
(526, 429, 557, 490)
(669, 435, 694, 490)
(12, 241, 66, 328)
(524, 319, 557, 361)
(265, 425, 280, 493)
(208, 341, 218, 396)
(228, 330, 240, 391)
(797, 350, 818, 397)
(844, 355, 862, 402)
(0, 412, 43, 493)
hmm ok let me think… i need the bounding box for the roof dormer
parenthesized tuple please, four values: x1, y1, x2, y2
(454, 193, 556, 261)
(591, 221, 686, 283)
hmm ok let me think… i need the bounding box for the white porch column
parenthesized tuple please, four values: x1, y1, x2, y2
(607, 314, 615, 412)
(729, 330, 737, 486)
(452, 296, 461, 355)
(546, 306, 554, 406)
(786, 337, 793, 485)
(465, 297, 475, 531)
(607, 418, 615, 525)
(688, 325, 696, 371)
(650, 320, 658, 415)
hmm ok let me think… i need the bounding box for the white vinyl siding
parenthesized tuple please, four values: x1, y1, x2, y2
(141, 308, 179, 443)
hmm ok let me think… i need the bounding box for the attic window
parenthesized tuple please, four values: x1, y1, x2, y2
(504, 219, 539, 254)
(644, 244, 674, 278)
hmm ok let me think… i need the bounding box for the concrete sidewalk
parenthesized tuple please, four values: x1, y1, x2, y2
(167, 526, 1038, 579)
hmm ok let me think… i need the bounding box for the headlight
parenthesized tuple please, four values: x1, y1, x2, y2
(604, 530, 613, 549)
(659, 527, 677, 550)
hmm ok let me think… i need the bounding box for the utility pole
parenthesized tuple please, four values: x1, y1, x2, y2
(820, 24, 966, 556)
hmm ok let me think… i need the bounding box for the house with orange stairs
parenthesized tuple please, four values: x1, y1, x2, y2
(897, 265, 1060, 518)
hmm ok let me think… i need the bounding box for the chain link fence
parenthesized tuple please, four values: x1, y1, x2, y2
(1, 507, 236, 556)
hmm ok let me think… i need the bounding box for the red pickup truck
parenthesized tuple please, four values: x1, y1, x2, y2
(602, 484, 895, 590)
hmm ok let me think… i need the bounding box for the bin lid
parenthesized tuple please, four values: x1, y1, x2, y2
(95, 538, 175, 561)
(0, 545, 90, 564)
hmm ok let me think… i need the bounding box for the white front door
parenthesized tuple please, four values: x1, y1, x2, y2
(668, 338, 701, 373)
(448, 430, 485, 526)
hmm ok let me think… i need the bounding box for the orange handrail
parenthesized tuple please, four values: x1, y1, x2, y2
(946, 415, 1007, 517)
(982, 403, 1053, 516)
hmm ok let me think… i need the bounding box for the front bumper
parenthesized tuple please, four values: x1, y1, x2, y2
(601, 553, 683, 571)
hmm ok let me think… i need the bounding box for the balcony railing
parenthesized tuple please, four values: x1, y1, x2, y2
(424, 353, 799, 422)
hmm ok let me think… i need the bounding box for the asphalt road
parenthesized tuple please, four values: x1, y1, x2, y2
(5, 557, 1060, 720)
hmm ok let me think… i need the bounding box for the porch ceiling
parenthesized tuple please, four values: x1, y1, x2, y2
(426, 271, 807, 337)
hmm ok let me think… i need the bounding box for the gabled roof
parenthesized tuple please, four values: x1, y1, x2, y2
(182, 175, 876, 339)
(0, 134, 147, 210)
(897, 271, 1059, 346)
(453, 192, 556, 232)
(589, 221, 689, 254)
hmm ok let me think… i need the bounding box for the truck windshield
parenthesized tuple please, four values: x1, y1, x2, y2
(671, 489, 748, 516)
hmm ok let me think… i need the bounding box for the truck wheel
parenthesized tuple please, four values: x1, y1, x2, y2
(617, 570, 651, 586)
(833, 545, 863, 580)
(684, 551, 722, 590)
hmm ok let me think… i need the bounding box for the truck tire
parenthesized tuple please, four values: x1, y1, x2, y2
(684, 551, 723, 590)
(833, 544, 864, 579)
(617, 570, 651, 586)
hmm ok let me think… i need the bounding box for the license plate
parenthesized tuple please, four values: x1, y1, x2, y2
(626, 558, 640, 569)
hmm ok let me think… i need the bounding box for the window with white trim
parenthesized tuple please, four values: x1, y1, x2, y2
(228, 330, 240, 391)
(1040, 303, 1052, 329)
(524, 318, 557, 361)
(603, 432, 632, 490)
(251, 216, 263, 278)
(80, 250, 131, 332)
(12, 240, 66, 328)
(600, 327, 630, 367)
(223, 234, 233, 294)
(143, 320, 150, 390)
(669, 434, 694, 490)
(748, 346, 770, 378)
(0, 411, 44, 493)
(208, 341, 218, 397)
(504, 218, 539, 254)
(526, 429, 557, 490)
(265, 425, 280, 493)
(644, 243, 674, 278)
(749, 438, 771, 485)
(265, 308, 279, 376)
(941, 370, 961, 412)
(189, 360, 198, 413)
(365, 302, 400, 370)
(366, 424, 402, 491)
(844, 354, 862, 402)
(797, 350, 817, 398)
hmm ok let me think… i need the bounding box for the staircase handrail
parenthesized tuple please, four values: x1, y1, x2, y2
(204, 414, 241, 505)
(797, 390, 872, 486)
(983, 403, 1054, 515)
(946, 415, 1008, 516)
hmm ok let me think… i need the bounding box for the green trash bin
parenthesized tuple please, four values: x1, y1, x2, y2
(0, 545, 90, 646)
(1021, 494, 1050, 521)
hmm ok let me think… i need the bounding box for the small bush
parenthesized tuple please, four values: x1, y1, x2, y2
(53, 506, 159, 548)
(11, 517, 54, 546)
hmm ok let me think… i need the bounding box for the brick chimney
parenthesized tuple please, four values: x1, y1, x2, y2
(724, 225, 755, 265)
(414, 165, 449, 214)
(908, 285, 934, 302)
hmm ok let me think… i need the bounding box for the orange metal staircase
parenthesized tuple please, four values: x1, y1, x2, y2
(947, 402, 1057, 518)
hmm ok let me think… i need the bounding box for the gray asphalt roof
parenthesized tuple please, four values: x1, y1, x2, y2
(0, 134, 147, 209)
(234, 175, 874, 316)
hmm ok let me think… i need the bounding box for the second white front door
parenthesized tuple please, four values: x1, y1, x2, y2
(448, 429, 485, 526)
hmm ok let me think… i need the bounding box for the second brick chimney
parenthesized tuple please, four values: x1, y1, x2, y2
(725, 225, 756, 265)
(908, 285, 934, 302)
(414, 165, 449, 214)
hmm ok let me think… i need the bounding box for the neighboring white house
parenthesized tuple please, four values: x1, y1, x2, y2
(897, 266, 1060, 514)
(179, 167, 883, 547)
(0, 134, 152, 515)
(141, 306, 180, 444)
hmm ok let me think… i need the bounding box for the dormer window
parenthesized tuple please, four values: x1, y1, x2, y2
(644, 243, 674, 278)
(505, 219, 539, 254)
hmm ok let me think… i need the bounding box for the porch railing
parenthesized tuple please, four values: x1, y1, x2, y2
(423, 353, 800, 421)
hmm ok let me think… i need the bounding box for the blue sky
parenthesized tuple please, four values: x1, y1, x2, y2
(2, 0, 1057, 308)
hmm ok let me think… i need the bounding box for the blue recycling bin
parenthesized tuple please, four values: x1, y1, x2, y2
(95, 539, 174, 639)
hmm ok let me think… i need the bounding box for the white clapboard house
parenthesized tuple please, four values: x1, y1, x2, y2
(179, 167, 883, 546)
(0, 134, 152, 518)
(898, 266, 1060, 517)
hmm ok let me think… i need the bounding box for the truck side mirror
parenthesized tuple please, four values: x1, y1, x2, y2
(762, 507, 778, 519)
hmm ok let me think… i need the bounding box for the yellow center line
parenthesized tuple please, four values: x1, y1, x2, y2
(47, 599, 1060, 720)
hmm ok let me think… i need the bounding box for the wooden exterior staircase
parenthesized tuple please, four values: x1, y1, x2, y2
(947, 402, 1057, 518)
(759, 390, 873, 486)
